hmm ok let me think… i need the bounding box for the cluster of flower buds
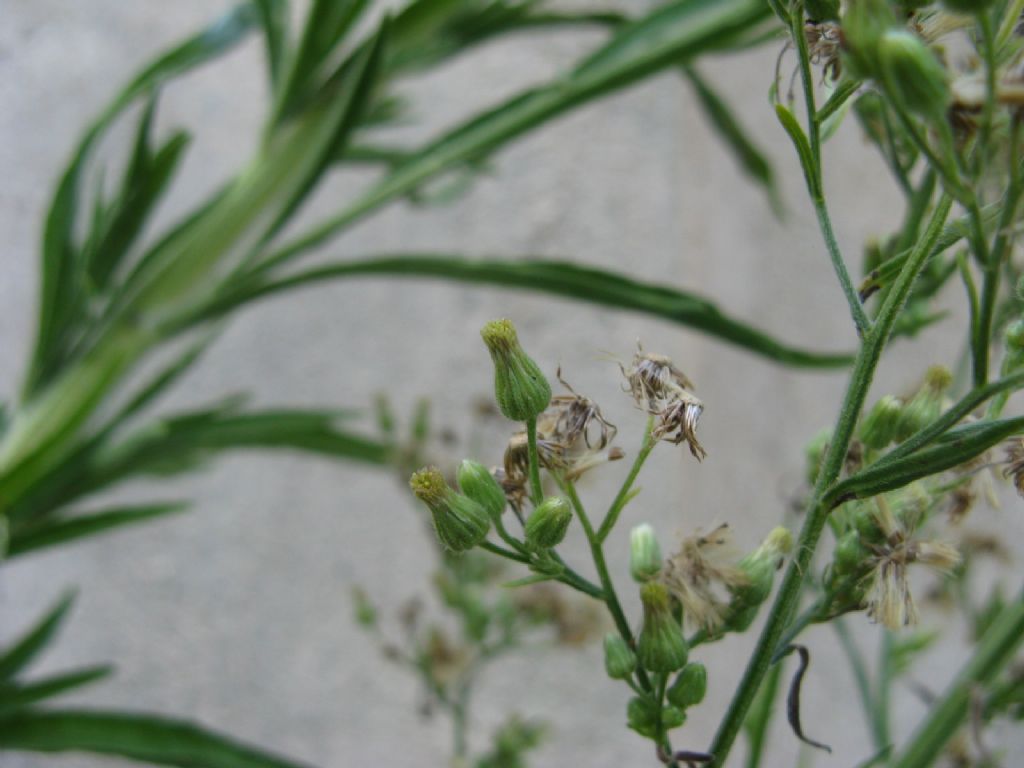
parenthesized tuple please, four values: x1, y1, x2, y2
(410, 468, 491, 552)
(621, 342, 706, 459)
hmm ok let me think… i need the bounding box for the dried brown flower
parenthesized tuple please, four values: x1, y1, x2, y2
(660, 524, 748, 632)
(1002, 438, 1024, 497)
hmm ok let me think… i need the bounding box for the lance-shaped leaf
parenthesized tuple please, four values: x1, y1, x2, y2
(201, 255, 852, 368)
(827, 416, 1024, 504)
(26, 2, 262, 396)
(0, 593, 76, 681)
(0, 709, 312, 768)
(0, 667, 112, 714)
(7, 503, 187, 559)
(251, 0, 288, 87)
(258, 0, 772, 269)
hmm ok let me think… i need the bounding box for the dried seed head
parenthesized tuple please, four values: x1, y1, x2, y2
(660, 524, 748, 632)
(537, 368, 618, 451)
(503, 431, 567, 480)
(621, 342, 695, 410)
(652, 390, 707, 460)
(563, 445, 626, 482)
(1002, 438, 1024, 497)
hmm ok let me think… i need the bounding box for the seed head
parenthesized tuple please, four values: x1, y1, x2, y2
(660, 524, 748, 632)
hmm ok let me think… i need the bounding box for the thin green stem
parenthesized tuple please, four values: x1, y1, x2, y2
(890, 587, 1024, 768)
(563, 480, 655, 695)
(597, 415, 655, 542)
(525, 418, 544, 506)
(790, 10, 872, 335)
(875, 630, 893, 751)
(707, 195, 953, 767)
(479, 540, 529, 564)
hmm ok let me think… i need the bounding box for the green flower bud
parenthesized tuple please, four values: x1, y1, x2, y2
(878, 30, 950, 121)
(805, 427, 832, 486)
(480, 319, 552, 422)
(832, 529, 869, 578)
(896, 366, 951, 441)
(667, 662, 707, 709)
(524, 496, 572, 550)
(841, 0, 898, 80)
(630, 524, 663, 582)
(859, 395, 903, 450)
(729, 528, 790, 614)
(637, 582, 688, 674)
(626, 696, 659, 738)
(457, 459, 506, 521)
(410, 467, 490, 552)
(603, 633, 637, 680)
(661, 705, 686, 730)
(1005, 319, 1024, 352)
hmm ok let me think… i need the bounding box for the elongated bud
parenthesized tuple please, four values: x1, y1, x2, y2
(878, 30, 950, 121)
(630, 524, 663, 582)
(603, 633, 637, 680)
(841, 0, 897, 80)
(896, 366, 952, 441)
(410, 467, 490, 552)
(860, 395, 903, 450)
(480, 319, 552, 422)
(667, 662, 707, 709)
(524, 496, 572, 549)
(457, 460, 506, 521)
(726, 527, 793, 632)
(638, 582, 688, 673)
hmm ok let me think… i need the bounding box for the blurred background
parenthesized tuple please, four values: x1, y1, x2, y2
(2, 1, 1022, 766)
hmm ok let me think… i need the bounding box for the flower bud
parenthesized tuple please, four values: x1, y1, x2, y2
(637, 582, 688, 673)
(1006, 319, 1024, 352)
(630, 524, 663, 582)
(661, 705, 686, 729)
(626, 696, 659, 738)
(457, 460, 506, 521)
(480, 319, 552, 422)
(727, 527, 793, 631)
(410, 467, 490, 552)
(667, 662, 707, 709)
(896, 366, 951, 441)
(603, 633, 637, 680)
(859, 395, 903, 450)
(841, 0, 898, 80)
(878, 30, 950, 121)
(524, 496, 573, 550)
(832, 529, 869, 578)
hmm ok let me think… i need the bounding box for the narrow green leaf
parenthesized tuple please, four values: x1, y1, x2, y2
(251, 0, 288, 86)
(206, 255, 852, 368)
(0, 667, 112, 713)
(274, 0, 369, 121)
(815, 78, 861, 125)
(684, 65, 778, 209)
(0, 709, 312, 768)
(0, 593, 76, 680)
(829, 416, 1024, 504)
(774, 103, 821, 199)
(7, 503, 187, 559)
(25, 3, 261, 395)
(258, 0, 771, 268)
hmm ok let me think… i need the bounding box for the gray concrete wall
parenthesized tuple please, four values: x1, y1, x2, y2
(2, 2, 1022, 766)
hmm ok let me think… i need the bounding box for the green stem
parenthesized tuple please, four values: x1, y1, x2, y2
(597, 416, 655, 542)
(479, 540, 529, 564)
(563, 480, 654, 694)
(832, 619, 887, 753)
(875, 630, 893, 751)
(525, 417, 544, 506)
(890, 587, 1024, 768)
(707, 195, 953, 767)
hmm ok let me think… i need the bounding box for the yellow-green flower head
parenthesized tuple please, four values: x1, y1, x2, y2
(410, 467, 490, 552)
(638, 582, 688, 674)
(524, 496, 573, 550)
(730, 527, 794, 616)
(603, 633, 637, 680)
(456, 460, 506, 522)
(860, 395, 903, 450)
(897, 365, 952, 441)
(480, 319, 552, 422)
(878, 29, 950, 121)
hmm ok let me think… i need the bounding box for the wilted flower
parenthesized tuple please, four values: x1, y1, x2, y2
(804, 20, 842, 81)
(660, 524, 748, 632)
(863, 502, 961, 629)
(1002, 438, 1024, 497)
(503, 431, 567, 480)
(538, 368, 617, 450)
(651, 389, 706, 460)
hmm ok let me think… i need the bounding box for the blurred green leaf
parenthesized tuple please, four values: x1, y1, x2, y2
(0, 709, 311, 768)
(252, 0, 289, 86)
(258, 0, 772, 268)
(888, 630, 938, 677)
(0, 593, 75, 681)
(208, 255, 852, 368)
(83, 96, 191, 290)
(829, 415, 1024, 503)
(0, 667, 112, 714)
(683, 65, 778, 211)
(26, 2, 261, 396)
(7, 503, 187, 559)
